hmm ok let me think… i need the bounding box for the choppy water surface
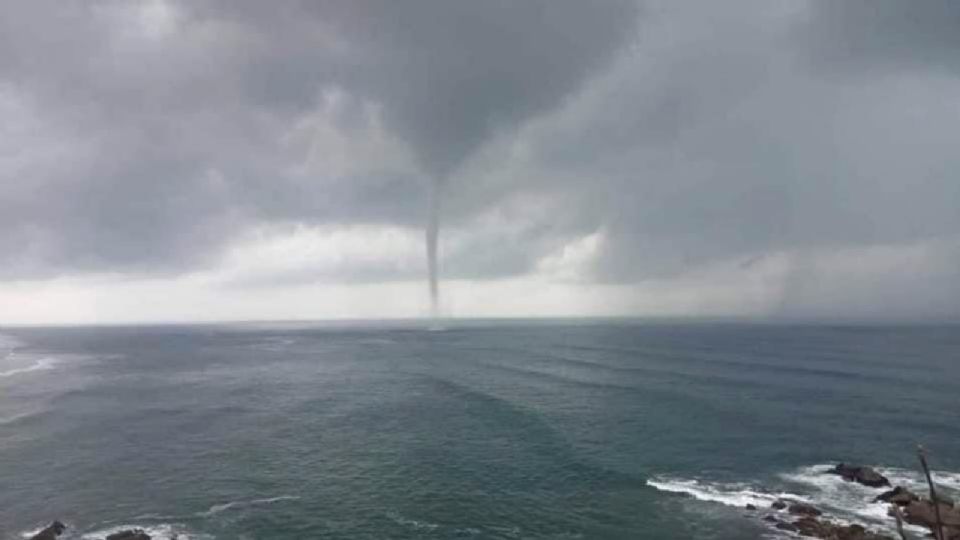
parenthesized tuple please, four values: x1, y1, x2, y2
(1, 321, 957, 539)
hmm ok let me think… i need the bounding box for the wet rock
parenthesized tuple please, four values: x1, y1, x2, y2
(774, 521, 798, 532)
(105, 530, 151, 540)
(745, 503, 757, 510)
(874, 486, 919, 506)
(829, 464, 891, 488)
(771, 499, 787, 510)
(28, 521, 66, 540)
(898, 499, 960, 529)
(788, 502, 823, 517)
(761, 514, 798, 532)
(792, 516, 893, 540)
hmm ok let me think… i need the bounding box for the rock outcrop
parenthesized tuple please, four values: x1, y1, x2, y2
(752, 462, 960, 540)
(105, 530, 152, 540)
(788, 502, 823, 517)
(762, 514, 892, 540)
(828, 464, 891, 488)
(874, 486, 919, 506)
(895, 498, 960, 540)
(28, 521, 66, 540)
(792, 516, 893, 540)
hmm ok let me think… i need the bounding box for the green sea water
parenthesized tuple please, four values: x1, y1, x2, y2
(1, 321, 958, 539)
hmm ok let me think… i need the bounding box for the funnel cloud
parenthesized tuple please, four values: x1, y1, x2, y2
(1, 0, 959, 323)
(426, 180, 440, 318)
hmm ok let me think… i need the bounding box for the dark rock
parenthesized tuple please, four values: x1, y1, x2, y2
(792, 516, 893, 540)
(898, 499, 960, 529)
(760, 514, 797, 532)
(788, 502, 823, 517)
(792, 517, 829, 538)
(745, 503, 757, 510)
(774, 521, 798, 532)
(829, 463, 891, 488)
(28, 521, 66, 540)
(771, 499, 787, 510)
(105, 530, 151, 540)
(874, 486, 919, 506)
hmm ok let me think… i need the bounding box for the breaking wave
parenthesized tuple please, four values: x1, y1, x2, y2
(19, 527, 45, 539)
(0, 410, 43, 426)
(646, 477, 807, 508)
(648, 463, 960, 538)
(80, 523, 212, 540)
(385, 510, 440, 532)
(18, 496, 300, 539)
(197, 495, 300, 517)
(0, 357, 57, 378)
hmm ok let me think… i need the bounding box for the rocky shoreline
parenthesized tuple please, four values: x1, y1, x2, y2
(748, 463, 960, 540)
(25, 462, 960, 540)
(28, 523, 160, 540)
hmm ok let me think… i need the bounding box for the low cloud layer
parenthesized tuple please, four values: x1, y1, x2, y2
(1, 0, 959, 322)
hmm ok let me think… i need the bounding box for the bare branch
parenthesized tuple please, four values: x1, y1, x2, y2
(918, 445, 945, 540)
(891, 503, 909, 540)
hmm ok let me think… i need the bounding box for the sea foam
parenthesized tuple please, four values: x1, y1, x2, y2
(80, 522, 212, 540)
(0, 357, 57, 378)
(646, 477, 807, 508)
(197, 495, 300, 517)
(648, 463, 960, 538)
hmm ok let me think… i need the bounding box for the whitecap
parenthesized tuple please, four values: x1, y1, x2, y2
(877, 466, 960, 497)
(778, 463, 945, 535)
(0, 357, 57, 378)
(19, 526, 46, 539)
(386, 511, 440, 532)
(81, 522, 212, 540)
(648, 463, 954, 539)
(646, 476, 808, 508)
(198, 495, 300, 517)
(0, 410, 42, 426)
(489, 525, 522, 538)
(782, 463, 960, 498)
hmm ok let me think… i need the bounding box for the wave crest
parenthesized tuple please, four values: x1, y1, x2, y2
(80, 523, 212, 540)
(198, 495, 300, 517)
(0, 358, 57, 378)
(649, 463, 960, 538)
(647, 477, 807, 508)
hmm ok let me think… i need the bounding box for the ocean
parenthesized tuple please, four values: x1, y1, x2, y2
(1, 320, 957, 539)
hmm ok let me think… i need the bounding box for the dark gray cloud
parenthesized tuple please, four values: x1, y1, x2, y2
(1, 0, 959, 319)
(803, 0, 960, 75)
(0, 0, 637, 278)
(486, 1, 960, 270)
(324, 0, 640, 177)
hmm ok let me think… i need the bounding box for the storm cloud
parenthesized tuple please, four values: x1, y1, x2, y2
(1, 0, 959, 321)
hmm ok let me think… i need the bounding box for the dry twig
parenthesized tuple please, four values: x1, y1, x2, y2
(891, 503, 909, 540)
(918, 445, 945, 540)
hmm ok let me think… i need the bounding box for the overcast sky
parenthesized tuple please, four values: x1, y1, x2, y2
(2, 0, 959, 324)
